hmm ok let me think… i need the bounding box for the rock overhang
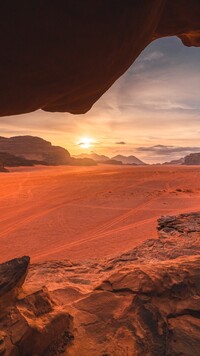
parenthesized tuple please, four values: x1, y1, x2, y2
(0, 1, 200, 117)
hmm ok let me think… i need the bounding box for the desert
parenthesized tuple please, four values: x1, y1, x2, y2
(1, 2, 200, 354)
(1, 165, 200, 264)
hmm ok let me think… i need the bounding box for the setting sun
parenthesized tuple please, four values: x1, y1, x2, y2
(78, 137, 93, 149)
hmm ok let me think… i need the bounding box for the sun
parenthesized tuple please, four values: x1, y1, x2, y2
(78, 137, 93, 149)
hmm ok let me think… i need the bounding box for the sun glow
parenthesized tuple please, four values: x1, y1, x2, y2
(78, 137, 94, 149)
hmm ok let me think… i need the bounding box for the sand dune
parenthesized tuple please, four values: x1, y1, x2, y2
(1, 165, 200, 263)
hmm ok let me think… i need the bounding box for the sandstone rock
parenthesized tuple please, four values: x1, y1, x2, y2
(0, 136, 97, 166)
(2, 212, 200, 355)
(0, 258, 73, 355)
(0, 256, 30, 303)
(0, 151, 43, 167)
(0, 136, 71, 165)
(0, 2, 200, 116)
(184, 153, 200, 165)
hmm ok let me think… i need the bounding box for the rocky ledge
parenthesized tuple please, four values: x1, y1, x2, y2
(1, 212, 200, 355)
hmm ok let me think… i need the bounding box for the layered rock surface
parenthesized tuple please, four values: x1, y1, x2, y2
(0, 2, 200, 116)
(1, 212, 200, 355)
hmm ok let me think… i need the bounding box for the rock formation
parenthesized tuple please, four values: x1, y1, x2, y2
(0, 136, 96, 166)
(0, 2, 200, 116)
(102, 159, 123, 165)
(74, 153, 110, 162)
(0, 136, 71, 165)
(1, 212, 200, 355)
(0, 151, 45, 167)
(0, 257, 73, 355)
(111, 155, 146, 165)
(162, 157, 185, 165)
(69, 157, 97, 166)
(0, 161, 8, 172)
(184, 153, 200, 165)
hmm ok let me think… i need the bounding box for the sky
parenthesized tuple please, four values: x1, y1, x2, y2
(1, 36, 200, 163)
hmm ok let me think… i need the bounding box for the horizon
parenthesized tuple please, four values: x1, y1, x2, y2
(1, 37, 200, 163)
(1, 133, 200, 165)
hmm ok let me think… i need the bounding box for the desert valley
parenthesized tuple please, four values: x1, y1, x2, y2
(1, 164, 200, 264)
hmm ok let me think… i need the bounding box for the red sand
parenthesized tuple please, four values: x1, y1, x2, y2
(1, 165, 200, 263)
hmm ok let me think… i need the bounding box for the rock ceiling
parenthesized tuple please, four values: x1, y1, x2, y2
(0, 1, 200, 117)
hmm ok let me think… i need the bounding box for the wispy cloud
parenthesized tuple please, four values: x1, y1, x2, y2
(115, 141, 126, 145)
(136, 145, 200, 156)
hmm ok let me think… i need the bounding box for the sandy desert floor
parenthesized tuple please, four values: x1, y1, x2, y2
(1, 164, 200, 263)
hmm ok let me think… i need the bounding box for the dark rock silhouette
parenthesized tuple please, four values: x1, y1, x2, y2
(0, 136, 71, 165)
(0, 151, 45, 167)
(0, 136, 96, 166)
(0, 2, 200, 116)
(184, 153, 200, 165)
(0, 161, 8, 172)
(0, 256, 30, 304)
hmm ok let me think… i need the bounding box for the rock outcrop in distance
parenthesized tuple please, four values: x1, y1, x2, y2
(0, 2, 200, 116)
(184, 152, 200, 165)
(0, 136, 96, 167)
(112, 154, 146, 165)
(0, 136, 71, 165)
(74, 153, 146, 165)
(1, 212, 200, 355)
(0, 151, 46, 168)
(0, 161, 8, 172)
(74, 153, 110, 162)
(102, 159, 123, 165)
(162, 157, 185, 165)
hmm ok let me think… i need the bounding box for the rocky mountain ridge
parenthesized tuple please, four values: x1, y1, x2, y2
(0, 136, 97, 169)
(74, 152, 146, 165)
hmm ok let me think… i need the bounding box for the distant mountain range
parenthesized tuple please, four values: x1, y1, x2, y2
(74, 153, 146, 165)
(1, 136, 200, 170)
(74, 152, 110, 162)
(111, 155, 146, 165)
(163, 153, 200, 165)
(162, 158, 184, 165)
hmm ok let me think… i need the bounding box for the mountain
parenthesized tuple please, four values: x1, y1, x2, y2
(74, 153, 109, 162)
(0, 152, 46, 168)
(111, 155, 146, 165)
(74, 153, 146, 165)
(0, 136, 71, 165)
(0, 136, 96, 166)
(103, 159, 123, 165)
(162, 157, 184, 165)
(184, 152, 200, 165)
(69, 157, 97, 166)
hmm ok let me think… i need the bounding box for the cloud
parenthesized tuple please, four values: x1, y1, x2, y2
(115, 141, 126, 145)
(142, 50, 164, 62)
(136, 145, 200, 156)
